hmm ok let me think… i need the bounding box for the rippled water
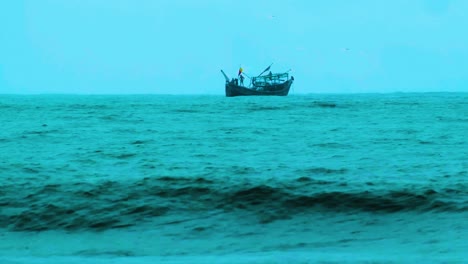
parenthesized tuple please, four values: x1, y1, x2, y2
(0, 94, 467, 263)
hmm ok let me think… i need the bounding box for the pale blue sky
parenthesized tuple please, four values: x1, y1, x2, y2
(1, 0, 467, 94)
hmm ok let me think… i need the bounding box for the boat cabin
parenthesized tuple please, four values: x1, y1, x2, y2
(251, 72, 289, 88)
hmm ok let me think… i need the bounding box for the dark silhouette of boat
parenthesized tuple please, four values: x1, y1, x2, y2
(221, 65, 294, 97)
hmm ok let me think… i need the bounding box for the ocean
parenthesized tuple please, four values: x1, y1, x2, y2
(0, 93, 466, 263)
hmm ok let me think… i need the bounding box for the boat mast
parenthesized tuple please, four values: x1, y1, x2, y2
(220, 70, 230, 82)
(257, 63, 273, 77)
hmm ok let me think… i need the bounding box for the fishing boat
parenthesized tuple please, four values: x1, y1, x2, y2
(220, 65, 294, 97)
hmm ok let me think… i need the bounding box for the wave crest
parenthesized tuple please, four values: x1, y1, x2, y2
(0, 176, 466, 231)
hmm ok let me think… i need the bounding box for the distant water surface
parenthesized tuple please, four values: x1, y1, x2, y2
(0, 93, 467, 263)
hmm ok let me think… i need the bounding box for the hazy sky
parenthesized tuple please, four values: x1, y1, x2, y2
(1, 0, 467, 94)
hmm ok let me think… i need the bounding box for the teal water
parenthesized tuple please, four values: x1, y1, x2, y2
(0, 94, 467, 263)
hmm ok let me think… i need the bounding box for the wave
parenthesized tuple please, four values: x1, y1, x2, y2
(300, 167, 348, 175)
(247, 106, 291, 111)
(247, 101, 339, 111)
(0, 176, 466, 231)
(312, 101, 337, 108)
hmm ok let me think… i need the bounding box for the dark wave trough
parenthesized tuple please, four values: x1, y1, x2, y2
(1, 176, 466, 231)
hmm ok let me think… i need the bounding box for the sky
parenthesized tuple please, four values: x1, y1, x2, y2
(1, 0, 467, 94)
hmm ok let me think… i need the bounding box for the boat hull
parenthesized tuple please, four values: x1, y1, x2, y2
(225, 80, 293, 97)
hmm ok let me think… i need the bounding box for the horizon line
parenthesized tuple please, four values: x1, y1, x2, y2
(1, 91, 467, 96)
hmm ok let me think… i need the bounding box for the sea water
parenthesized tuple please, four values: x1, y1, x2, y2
(0, 93, 466, 263)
